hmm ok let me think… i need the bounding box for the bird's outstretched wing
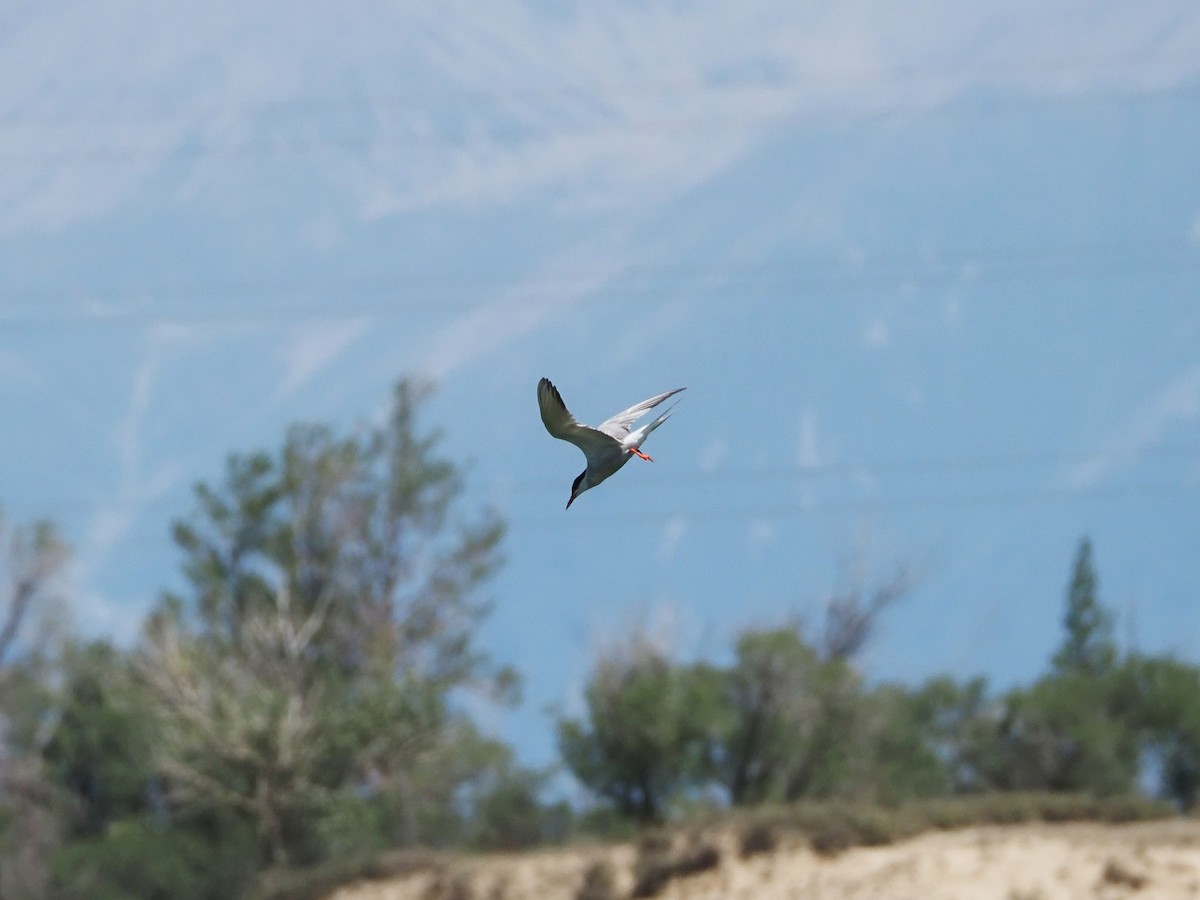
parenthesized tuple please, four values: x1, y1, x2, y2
(597, 387, 686, 440)
(538, 378, 620, 457)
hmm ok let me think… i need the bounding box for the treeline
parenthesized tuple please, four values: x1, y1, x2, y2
(0, 379, 1197, 899)
(558, 537, 1200, 824)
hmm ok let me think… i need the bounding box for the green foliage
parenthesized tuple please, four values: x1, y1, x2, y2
(314, 789, 396, 859)
(974, 543, 1137, 797)
(10, 402, 1200, 900)
(866, 683, 955, 801)
(573, 805, 638, 841)
(556, 542, 1200, 824)
(165, 380, 506, 686)
(467, 755, 571, 850)
(712, 578, 912, 809)
(716, 628, 818, 805)
(50, 816, 257, 900)
(137, 378, 510, 867)
(1052, 537, 1116, 677)
(350, 720, 564, 851)
(779, 656, 873, 801)
(898, 675, 999, 792)
(1119, 655, 1200, 808)
(557, 636, 723, 822)
(989, 671, 1139, 795)
(42, 641, 154, 838)
(677, 624, 898, 809)
(562, 622, 968, 819)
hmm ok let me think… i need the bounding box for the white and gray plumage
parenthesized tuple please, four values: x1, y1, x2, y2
(537, 377, 685, 508)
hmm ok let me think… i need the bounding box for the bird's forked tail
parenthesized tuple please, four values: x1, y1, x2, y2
(625, 401, 679, 452)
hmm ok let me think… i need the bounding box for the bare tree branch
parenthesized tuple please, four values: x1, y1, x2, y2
(821, 563, 916, 662)
(0, 517, 66, 670)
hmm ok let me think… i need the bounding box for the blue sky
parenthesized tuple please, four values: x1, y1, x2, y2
(3, 1, 1200, 770)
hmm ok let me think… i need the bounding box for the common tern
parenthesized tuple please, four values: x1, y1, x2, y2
(537, 377, 685, 509)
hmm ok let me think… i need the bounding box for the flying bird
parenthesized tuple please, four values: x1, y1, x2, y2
(537, 377, 685, 509)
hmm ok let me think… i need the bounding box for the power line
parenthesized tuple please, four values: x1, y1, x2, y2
(508, 479, 1200, 529)
(2, 240, 1196, 332)
(2, 62, 1198, 168)
(13, 479, 1200, 557)
(511, 444, 1200, 492)
(3, 45, 1197, 125)
(53, 475, 1168, 532)
(16, 445, 1200, 523)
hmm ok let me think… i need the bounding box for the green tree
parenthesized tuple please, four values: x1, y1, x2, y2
(42, 642, 154, 838)
(715, 627, 819, 806)
(708, 569, 913, 808)
(780, 655, 869, 801)
(137, 379, 509, 866)
(461, 746, 571, 850)
(1052, 537, 1116, 677)
(899, 675, 1001, 793)
(866, 681, 957, 801)
(1119, 655, 1200, 809)
(982, 542, 1136, 795)
(988, 673, 1138, 795)
(557, 634, 722, 822)
(786, 568, 914, 802)
(708, 625, 883, 804)
(316, 713, 555, 854)
(49, 814, 257, 900)
(770, 567, 915, 803)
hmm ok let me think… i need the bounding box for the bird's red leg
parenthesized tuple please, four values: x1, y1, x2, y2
(629, 448, 653, 462)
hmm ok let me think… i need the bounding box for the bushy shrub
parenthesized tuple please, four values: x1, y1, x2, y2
(51, 817, 256, 900)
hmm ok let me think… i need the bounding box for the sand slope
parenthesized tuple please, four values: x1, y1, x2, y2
(329, 820, 1200, 900)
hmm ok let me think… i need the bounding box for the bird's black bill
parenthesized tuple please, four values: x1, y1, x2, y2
(567, 470, 585, 509)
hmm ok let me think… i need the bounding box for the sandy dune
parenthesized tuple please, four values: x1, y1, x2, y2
(328, 820, 1200, 900)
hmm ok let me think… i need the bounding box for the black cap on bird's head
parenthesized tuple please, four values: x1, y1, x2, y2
(566, 470, 586, 509)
